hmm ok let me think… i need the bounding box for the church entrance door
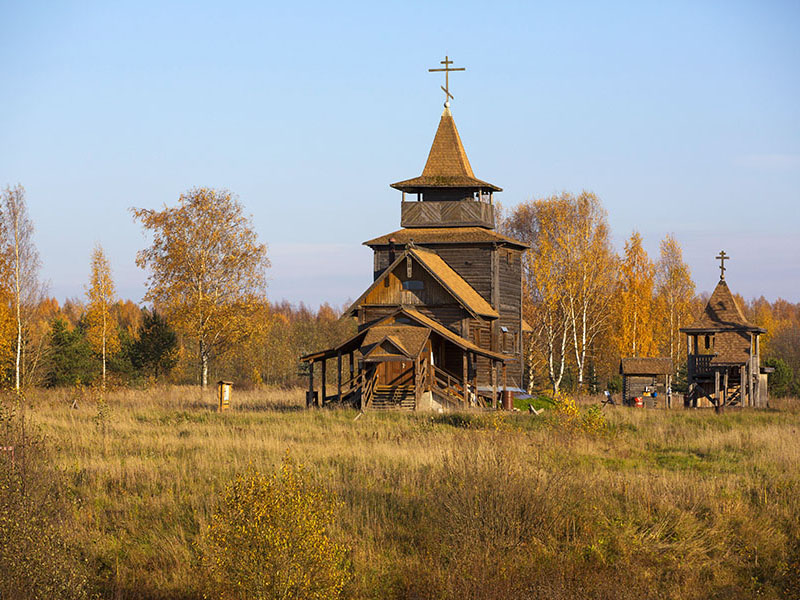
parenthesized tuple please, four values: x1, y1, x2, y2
(377, 360, 413, 387)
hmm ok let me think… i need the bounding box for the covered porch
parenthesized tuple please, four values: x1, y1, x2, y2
(300, 308, 512, 411)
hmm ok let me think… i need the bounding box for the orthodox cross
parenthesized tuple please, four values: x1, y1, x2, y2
(429, 55, 465, 105)
(716, 250, 729, 280)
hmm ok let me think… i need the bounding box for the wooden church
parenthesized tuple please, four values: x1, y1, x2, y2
(680, 252, 769, 408)
(301, 59, 528, 410)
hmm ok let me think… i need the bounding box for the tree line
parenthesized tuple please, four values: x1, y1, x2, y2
(1, 184, 798, 396)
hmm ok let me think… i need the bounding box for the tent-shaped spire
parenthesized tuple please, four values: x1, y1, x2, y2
(391, 107, 501, 193)
(682, 280, 765, 333)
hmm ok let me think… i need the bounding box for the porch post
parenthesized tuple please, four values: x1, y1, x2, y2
(337, 351, 342, 403)
(349, 352, 355, 384)
(462, 352, 469, 405)
(492, 360, 498, 409)
(321, 358, 327, 407)
(714, 369, 720, 406)
(308, 361, 315, 408)
(740, 363, 747, 407)
(471, 353, 478, 406)
(722, 368, 729, 406)
(415, 355, 422, 409)
(749, 334, 755, 407)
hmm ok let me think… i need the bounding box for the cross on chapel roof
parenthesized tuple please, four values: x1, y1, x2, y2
(716, 250, 729, 280)
(428, 55, 465, 107)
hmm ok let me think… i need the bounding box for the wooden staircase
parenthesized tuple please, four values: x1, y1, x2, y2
(370, 385, 416, 411)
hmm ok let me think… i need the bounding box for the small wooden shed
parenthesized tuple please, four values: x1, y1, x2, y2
(620, 357, 674, 407)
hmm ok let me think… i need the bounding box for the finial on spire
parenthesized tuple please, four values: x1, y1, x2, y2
(429, 55, 465, 107)
(716, 250, 729, 280)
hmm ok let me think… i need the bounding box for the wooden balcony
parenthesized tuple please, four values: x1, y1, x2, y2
(690, 354, 714, 376)
(401, 200, 494, 229)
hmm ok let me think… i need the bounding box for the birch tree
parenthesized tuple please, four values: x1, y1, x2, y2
(505, 199, 571, 395)
(506, 192, 616, 394)
(617, 232, 656, 357)
(655, 234, 695, 366)
(0, 185, 41, 391)
(132, 188, 269, 388)
(560, 193, 616, 389)
(85, 244, 119, 388)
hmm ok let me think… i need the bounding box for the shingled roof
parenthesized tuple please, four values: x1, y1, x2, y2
(390, 107, 501, 193)
(681, 279, 765, 333)
(364, 227, 528, 249)
(344, 247, 499, 320)
(620, 357, 673, 375)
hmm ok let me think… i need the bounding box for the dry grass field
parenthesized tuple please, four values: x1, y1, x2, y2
(3, 386, 799, 599)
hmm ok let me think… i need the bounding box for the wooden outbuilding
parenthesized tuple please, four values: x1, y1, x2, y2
(619, 357, 673, 408)
(301, 63, 529, 410)
(679, 252, 768, 408)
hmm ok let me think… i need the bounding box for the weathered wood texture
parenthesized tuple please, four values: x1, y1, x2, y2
(401, 200, 494, 229)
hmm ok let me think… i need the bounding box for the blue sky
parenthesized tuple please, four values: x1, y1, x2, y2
(1, 1, 798, 307)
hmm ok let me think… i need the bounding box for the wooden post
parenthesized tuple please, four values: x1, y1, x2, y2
(414, 357, 422, 409)
(462, 352, 469, 404)
(308, 361, 315, 408)
(337, 352, 342, 403)
(502, 363, 509, 410)
(740, 364, 747, 407)
(349, 352, 355, 385)
(471, 353, 478, 405)
(492, 360, 498, 409)
(722, 369, 729, 406)
(748, 334, 755, 407)
(321, 358, 327, 407)
(714, 369, 720, 406)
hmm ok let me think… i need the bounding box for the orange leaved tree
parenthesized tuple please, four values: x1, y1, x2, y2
(132, 188, 270, 387)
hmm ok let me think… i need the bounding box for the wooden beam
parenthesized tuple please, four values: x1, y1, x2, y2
(714, 369, 720, 407)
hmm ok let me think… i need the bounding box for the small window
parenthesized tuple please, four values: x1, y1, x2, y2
(395, 316, 412, 325)
(402, 280, 424, 291)
(704, 335, 711, 350)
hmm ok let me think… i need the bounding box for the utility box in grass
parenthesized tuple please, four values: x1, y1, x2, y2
(217, 381, 233, 412)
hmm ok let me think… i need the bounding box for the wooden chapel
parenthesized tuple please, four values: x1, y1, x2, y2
(301, 58, 529, 411)
(680, 251, 769, 408)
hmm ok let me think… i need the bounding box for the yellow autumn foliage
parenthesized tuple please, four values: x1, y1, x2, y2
(199, 453, 350, 600)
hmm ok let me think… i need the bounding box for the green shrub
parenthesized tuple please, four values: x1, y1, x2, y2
(199, 453, 350, 599)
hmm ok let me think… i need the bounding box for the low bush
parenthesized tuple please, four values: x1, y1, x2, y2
(198, 453, 351, 600)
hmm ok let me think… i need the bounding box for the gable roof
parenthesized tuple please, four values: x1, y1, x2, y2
(361, 325, 430, 359)
(344, 247, 498, 320)
(364, 226, 529, 249)
(399, 308, 509, 361)
(620, 357, 673, 375)
(390, 107, 501, 193)
(300, 307, 509, 363)
(681, 279, 765, 333)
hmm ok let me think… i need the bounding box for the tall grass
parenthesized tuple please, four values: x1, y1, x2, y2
(8, 387, 800, 599)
